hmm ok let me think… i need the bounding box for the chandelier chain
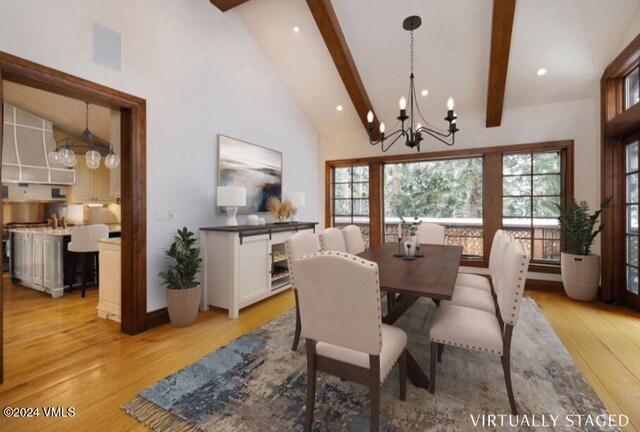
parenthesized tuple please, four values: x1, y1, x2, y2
(409, 30, 414, 74)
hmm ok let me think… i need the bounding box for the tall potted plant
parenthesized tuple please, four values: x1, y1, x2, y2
(158, 227, 203, 326)
(557, 197, 611, 301)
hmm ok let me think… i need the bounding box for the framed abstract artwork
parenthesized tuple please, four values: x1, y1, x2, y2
(217, 134, 283, 214)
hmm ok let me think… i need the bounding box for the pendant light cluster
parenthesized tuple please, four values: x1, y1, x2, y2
(48, 102, 120, 170)
(366, 16, 459, 152)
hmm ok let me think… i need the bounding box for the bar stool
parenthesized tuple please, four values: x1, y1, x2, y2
(68, 224, 109, 297)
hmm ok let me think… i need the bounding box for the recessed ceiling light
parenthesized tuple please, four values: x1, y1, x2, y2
(536, 68, 547, 76)
(336, 105, 344, 112)
(293, 25, 301, 33)
(421, 89, 429, 97)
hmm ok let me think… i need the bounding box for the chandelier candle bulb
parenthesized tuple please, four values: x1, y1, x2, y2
(399, 97, 407, 110)
(367, 110, 374, 123)
(379, 122, 386, 133)
(447, 97, 455, 110)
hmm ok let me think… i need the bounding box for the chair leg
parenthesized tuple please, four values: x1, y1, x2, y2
(399, 349, 407, 401)
(81, 253, 89, 298)
(429, 341, 437, 394)
(437, 343, 443, 363)
(369, 355, 381, 432)
(386, 292, 395, 315)
(292, 290, 302, 351)
(502, 325, 517, 415)
(304, 339, 316, 432)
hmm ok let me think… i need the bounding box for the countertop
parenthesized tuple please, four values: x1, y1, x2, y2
(98, 237, 121, 245)
(9, 224, 121, 237)
(200, 221, 317, 233)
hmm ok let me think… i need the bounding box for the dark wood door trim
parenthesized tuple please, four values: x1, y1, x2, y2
(486, 0, 517, 128)
(0, 52, 148, 339)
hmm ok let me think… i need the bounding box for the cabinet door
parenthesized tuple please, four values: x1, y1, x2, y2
(43, 237, 63, 289)
(32, 235, 43, 287)
(237, 235, 271, 304)
(72, 156, 95, 202)
(94, 164, 112, 202)
(13, 233, 23, 280)
(16, 233, 33, 284)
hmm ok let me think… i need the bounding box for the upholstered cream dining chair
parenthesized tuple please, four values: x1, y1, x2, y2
(455, 229, 510, 297)
(293, 251, 407, 432)
(284, 231, 321, 351)
(318, 227, 347, 252)
(429, 240, 531, 415)
(416, 222, 445, 245)
(342, 225, 365, 254)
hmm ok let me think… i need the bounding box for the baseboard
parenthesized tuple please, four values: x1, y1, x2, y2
(525, 279, 563, 292)
(146, 307, 170, 329)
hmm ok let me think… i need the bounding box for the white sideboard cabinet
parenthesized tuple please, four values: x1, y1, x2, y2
(200, 222, 317, 319)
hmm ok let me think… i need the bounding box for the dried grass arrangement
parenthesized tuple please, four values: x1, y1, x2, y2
(266, 196, 293, 223)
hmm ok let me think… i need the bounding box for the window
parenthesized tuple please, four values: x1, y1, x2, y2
(626, 142, 639, 294)
(502, 151, 562, 264)
(330, 165, 370, 247)
(625, 66, 640, 110)
(383, 157, 483, 257)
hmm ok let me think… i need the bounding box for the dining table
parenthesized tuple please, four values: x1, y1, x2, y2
(358, 242, 463, 389)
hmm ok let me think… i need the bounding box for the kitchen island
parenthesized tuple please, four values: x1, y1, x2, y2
(9, 225, 121, 298)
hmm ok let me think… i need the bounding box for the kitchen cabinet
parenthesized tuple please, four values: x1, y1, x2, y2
(98, 238, 121, 322)
(10, 232, 64, 297)
(69, 155, 113, 203)
(200, 222, 317, 319)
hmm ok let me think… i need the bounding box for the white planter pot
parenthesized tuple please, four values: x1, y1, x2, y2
(560, 252, 600, 301)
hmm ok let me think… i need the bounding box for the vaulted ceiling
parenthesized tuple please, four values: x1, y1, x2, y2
(225, 0, 640, 138)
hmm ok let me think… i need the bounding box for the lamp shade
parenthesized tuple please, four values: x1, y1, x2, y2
(289, 192, 305, 208)
(217, 186, 247, 207)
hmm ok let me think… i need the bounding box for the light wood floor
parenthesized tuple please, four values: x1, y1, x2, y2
(0, 280, 638, 431)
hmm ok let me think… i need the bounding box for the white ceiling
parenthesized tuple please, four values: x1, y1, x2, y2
(2, 81, 111, 142)
(237, 0, 640, 137)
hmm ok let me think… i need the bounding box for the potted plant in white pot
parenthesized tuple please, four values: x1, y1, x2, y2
(158, 227, 203, 326)
(557, 197, 611, 301)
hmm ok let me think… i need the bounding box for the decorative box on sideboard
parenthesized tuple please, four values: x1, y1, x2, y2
(200, 222, 317, 319)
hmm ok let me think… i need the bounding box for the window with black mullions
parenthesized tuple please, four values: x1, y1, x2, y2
(626, 141, 639, 294)
(502, 150, 563, 264)
(330, 165, 370, 247)
(625, 66, 640, 110)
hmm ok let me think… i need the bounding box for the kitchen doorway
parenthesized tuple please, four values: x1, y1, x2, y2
(0, 52, 148, 384)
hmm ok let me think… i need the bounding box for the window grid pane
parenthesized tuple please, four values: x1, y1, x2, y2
(502, 150, 563, 263)
(626, 141, 640, 294)
(330, 165, 370, 248)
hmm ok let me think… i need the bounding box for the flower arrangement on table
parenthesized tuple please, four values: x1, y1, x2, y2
(399, 217, 421, 240)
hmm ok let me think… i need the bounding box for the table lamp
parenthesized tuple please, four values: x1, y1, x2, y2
(289, 192, 305, 222)
(217, 186, 247, 227)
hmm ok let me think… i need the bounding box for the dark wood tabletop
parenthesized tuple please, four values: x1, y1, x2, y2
(358, 243, 463, 301)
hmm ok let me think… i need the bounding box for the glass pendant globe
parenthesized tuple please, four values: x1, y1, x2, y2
(48, 149, 61, 164)
(104, 153, 120, 169)
(85, 150, 101, 169)
(67, 154, 77, 167)
(59, 148, 75, 167)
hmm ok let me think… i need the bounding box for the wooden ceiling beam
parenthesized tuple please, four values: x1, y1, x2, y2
(486, 0, 516, 128)
(210, 0, 251, 12)
(306, 0, 379, 139)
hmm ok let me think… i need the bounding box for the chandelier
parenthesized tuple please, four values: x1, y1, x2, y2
(366, 16, 458, 152)
(48, 102, 120, 170)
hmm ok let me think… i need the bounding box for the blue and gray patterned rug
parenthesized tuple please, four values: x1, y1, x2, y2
(122, 298, 618, 431)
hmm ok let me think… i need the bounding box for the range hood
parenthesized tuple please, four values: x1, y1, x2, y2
(2, 103, 76, 185)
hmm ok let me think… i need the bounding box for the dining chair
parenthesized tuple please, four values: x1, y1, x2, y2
(416, 222, 445, 245)
(68, 224, 110, 297)
(455, 229, 510, 296)
(293, 251, 407, 432)
(342, 225, 366, 254)
(429, 240, 531, 414)
(318, 227, 347, 252)
(285, 231, 321, 351)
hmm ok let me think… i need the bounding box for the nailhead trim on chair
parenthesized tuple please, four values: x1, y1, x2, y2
(431, 337, 503, 356)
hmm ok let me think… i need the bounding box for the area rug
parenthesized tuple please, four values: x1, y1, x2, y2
(122, 298, 620, 431)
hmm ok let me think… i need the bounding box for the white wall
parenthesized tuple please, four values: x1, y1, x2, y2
(318, 97, 601, 281)
(0, 0, 318, 311)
